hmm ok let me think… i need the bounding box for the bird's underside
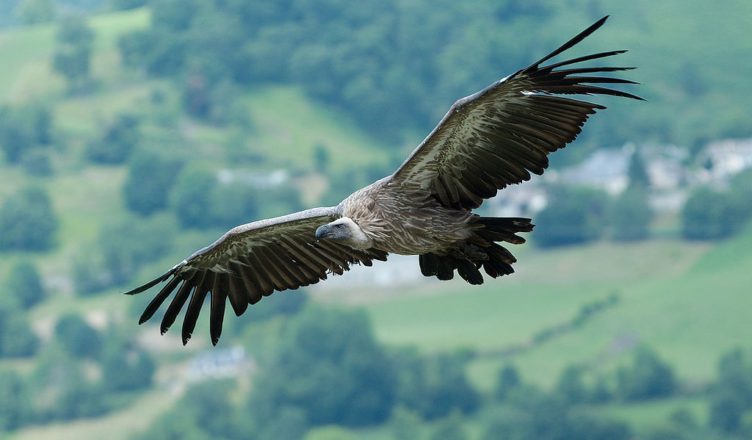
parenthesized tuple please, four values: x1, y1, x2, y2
(124, 15, 641, 345)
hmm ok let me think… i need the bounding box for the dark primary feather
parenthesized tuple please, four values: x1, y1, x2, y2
(392, 15, 641, 210)
(125, 207, 388, 345)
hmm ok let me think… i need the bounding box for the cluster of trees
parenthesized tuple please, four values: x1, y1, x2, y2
(85, 113, 140, 164)
(534, 185, 653, 248)
(71, 140, 304, 295)
(0, 104, 54, 174)
(110, 1, 626, 152)
(0, 261, 46, 359)
(0, 314, 155, 430)
(135, 298, 698, 440)
(536, 157, 752, 247)
(122, 150, 303, 229)
(0, 257, 155, 431)
(708, 348, 752, 435)
(0, 186, 59, 251)
(52, 16, 95, 91)
(681, 169, 752, 240)
(114, 0, 751, 153)
(1, 249, 746, 440)
(534, 151, 654, 248)
(138, 306, 484, 440)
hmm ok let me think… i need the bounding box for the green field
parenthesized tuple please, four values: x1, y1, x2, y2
(363, 233, 751, 390)
(10, 390, 176, 440)
(0, 8, 149, 103)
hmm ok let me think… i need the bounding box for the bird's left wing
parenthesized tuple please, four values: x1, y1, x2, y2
(125, 206, 387, 345)
(391, 16, 641, 209)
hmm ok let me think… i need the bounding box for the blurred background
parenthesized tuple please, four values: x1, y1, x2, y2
(0, 0, 751, 439)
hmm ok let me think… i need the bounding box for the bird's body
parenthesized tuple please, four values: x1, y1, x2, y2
(339, 177, 474, 254)
(125, 16, 640, 345)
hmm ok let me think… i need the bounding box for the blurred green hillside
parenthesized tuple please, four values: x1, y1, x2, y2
(1, 2, 752, 440)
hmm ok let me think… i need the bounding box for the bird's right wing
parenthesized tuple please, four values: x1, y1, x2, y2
(124, 207, 388, 345)
(391, 16, 641, 210)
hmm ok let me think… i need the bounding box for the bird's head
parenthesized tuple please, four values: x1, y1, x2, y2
(315, 217, 372, 249)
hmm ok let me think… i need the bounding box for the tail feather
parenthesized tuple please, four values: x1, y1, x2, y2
(457, 259, 484, 285)
(419, 216, 533, 284)
(436, 257, 454, 281)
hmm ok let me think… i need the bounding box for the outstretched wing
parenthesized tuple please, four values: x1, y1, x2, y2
(125, 207, 388, 345)
(391, 16, 641, 209)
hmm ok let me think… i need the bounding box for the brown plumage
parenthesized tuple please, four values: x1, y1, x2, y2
(125, 16, 640, 345)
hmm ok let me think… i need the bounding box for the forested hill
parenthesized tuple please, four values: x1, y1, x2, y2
(116, 0, 752, 159)
(3, 0, 751, 160)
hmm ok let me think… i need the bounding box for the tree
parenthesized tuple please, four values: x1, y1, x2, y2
(4, 260, 46, 309)
(496, 364, 522, 400)
(249, 307, 396, 427)
(85, 114, 140, 164)
(534, 187, 608, 247)
(122, 151, 183, 216)
(681, 187, 743, 240)
(709, 389, 745, 433)
(138, 380, 251, 440)
(54, 313, 101, 358)
(16, 0, 56, 24)
(482, 391, 631, 440)
(0, 301, 39, 357)
(627, 149, 650, 188)
(392, 348, 479, 420)
(646, 409, 708, 440)
(208, 182, 260, 230)
(617, 346, 676, 401)
(255, 406, 309, 440)
(0, 186, 59, 251)
(0, 370, 32, 431)
(0, 104, 53, 164)
(556, 365, 589, 404)
(31, 346, 109, 420)
(729, 169, 752, 223)
(708, 348, 752, 434)
(170, 165, 216, 229)
(610, 186, 652, 241)
(52, 16, 95, 90)
(313, 144, 330, 173)
(100, 333, 156, 393)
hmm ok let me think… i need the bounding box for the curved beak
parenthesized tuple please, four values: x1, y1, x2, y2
(315, 225, 331, 240)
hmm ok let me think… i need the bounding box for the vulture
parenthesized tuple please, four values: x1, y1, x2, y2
(125, 16, 640, 345)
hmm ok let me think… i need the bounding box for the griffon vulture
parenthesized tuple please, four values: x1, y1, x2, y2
(125, 16, 640, 345)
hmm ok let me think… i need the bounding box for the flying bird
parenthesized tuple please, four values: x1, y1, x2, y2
(125, 16, 640, 345)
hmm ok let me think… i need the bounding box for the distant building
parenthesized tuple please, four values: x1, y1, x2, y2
(313, 254, 425, 290)
(696, 138, 752, 184)
(642, 144, 689, 191)
(186, 346, 254, 383)
(217, 168, 290, 188)
(488, 181, 548, 217)
(557, 144, 632, 195)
